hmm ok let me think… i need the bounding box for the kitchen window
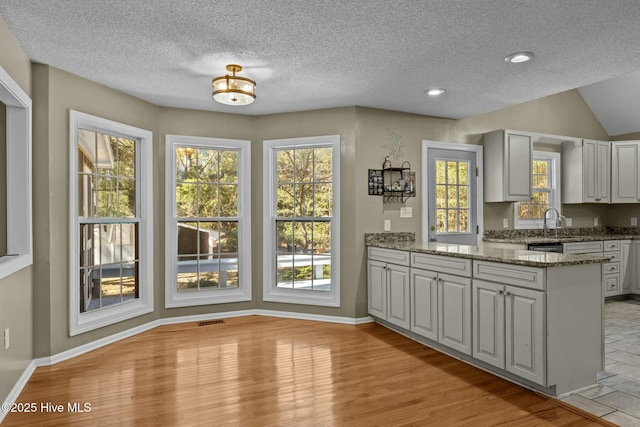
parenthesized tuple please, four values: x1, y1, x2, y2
(263, 135, 340, 307)
(0, 66, 32, 281)
(165, 135, 252, 307)
(514, 151, 561, 229)
(69, 111, 153, 336)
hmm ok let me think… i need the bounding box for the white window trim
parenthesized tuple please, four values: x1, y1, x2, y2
(514, 151, 561, 230)
(0, 65, 33, 281)
(69, 111, 154, 336)
(263, 135, 341, 307)
(165, 135, 252, 307)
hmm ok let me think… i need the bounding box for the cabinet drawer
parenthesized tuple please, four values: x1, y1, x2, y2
(604, 251, 620, 261)
(411, 253, 472, 277)
(368, 247, 410, 266)
(473, 261, 545, 291)
(604, 275, 619, 294)
(604, 241, 620, 251)
(563, 241, 603, 254)
(603, 262, 620, 275)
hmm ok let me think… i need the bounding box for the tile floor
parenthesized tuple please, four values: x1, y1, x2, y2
(560, 299, 640, 426)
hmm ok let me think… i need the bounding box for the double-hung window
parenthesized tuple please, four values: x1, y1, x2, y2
(165, 135, 251, 307)
(514, 151, 561, 229)
(70, 111, 153, 336)
(263, 135, 340, 307)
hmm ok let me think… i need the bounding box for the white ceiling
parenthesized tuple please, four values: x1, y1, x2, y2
(2, 1, 640, 136)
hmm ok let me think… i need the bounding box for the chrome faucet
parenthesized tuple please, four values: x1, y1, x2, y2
(543, 207, 562, 238)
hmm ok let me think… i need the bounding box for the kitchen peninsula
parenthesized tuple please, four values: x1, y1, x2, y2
(366, 233, 608, 397)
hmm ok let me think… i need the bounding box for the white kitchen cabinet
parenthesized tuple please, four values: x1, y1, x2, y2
(633, 241, 640, 294)
(473, 269, 545, 386)
(367, 248, 411, 329)
(562, 139, 610, 204)
(484, 129, 533, 202)
(611, 141, 640, 203)
(438, 273, 472, 355)
(410, 268, 438, 341)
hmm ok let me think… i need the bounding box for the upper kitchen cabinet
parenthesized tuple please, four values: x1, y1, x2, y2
(484, 130, 533, 202)
(562, 139, 610, 204)
(611, 141, 640, 203)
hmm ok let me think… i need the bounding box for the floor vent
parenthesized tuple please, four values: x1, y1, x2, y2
(197, 319, 225, 326)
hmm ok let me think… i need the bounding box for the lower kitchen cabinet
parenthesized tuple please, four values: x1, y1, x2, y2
(473, 280, 545, 385)
(367, 249, 411, 330)
(410, 268, 438, 341)
(438, 273, 472, 355)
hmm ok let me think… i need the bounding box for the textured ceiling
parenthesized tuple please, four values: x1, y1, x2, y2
(2, 1, 640, 135)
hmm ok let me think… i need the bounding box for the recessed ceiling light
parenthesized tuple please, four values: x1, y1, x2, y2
(426, 88, 445, 96)
(505, 52, 534, 64)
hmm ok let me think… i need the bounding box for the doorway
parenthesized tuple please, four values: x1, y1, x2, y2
(421, 141, 483, 245)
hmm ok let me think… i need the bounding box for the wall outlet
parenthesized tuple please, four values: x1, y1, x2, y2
(3, 328, 9, 351)
(502, 218, 509, 228)
(632, 217, 638, 226)
(594, 217, 599, 226)
(384, 219, 391, 231)
(400, 207, 413, 218)
(565, 218, 573, 227)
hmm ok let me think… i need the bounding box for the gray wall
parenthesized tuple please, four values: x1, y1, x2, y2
(0, 16, 33, 407)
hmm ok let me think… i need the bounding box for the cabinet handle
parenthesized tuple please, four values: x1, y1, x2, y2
(498, 290, 504, 295)
(505, 291, 511, 296)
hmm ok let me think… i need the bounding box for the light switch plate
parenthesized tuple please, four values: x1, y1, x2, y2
(502, 218, 508, 228)
(565, 218, 572, 227)
(384, 219, 391, 231)
(3, 328, 9, 351)
(632, 217, 638, 226)
(594, 217, 599, 226)
(400, 207, 413, 218)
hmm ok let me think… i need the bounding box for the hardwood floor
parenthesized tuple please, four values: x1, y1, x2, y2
(4, 316, 613, 426)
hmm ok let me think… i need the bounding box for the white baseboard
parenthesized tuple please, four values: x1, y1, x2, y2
(1, 310, 373, 421)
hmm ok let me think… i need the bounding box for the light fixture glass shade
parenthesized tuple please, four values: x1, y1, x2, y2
(212, 64, 256, 106)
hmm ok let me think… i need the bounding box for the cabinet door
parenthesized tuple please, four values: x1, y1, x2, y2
(367, 260, 387, 319)
(634, 242, 640, 293)
(438, 273, 472, 355)
(505, 286, 545, 386)
(472, 280, 505, 369)
(611, 141, 640, 203)
(411, 268, 438, 341)
(582, 139, 598, 203)
(596, 141, 611, 203)
(621, 241, 632, 294)
(505, 132, 533, 201)
(387, 264, 411, 329)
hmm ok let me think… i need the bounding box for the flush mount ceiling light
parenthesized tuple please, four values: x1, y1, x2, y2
(504, 51, 534, 64)
(212, 64, 256, 106)
(426, 88, 446, 96)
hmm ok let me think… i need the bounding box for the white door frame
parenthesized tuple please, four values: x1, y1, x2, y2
(421, 141, 484, 245)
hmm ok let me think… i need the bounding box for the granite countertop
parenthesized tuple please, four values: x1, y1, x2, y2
(483, 234, 640, 245)
(368, 240, 609, 268)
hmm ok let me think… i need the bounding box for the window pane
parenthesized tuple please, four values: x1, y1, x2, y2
(276, 221, 293, 287)
(199, 261, 219, 289)
(447, 162, 458, 184)
(219, 221, 238, 254)
(197, 221, 217, 256)
(176, 183, 197, 218)
(537, 161, 547, 175)
(176, 147, 196, 182)
(178, 221, 199, 258)
(294, 183, 313, 217)
(448, 210, 458, 232)
(219, 150, 238, 184)
(459, 210, 469, 232)
(121, 261, 138, 302)
(198, 184, 219, 218)
(117, 138, 136, 179)
(117, 177, 136, 217)
(314, 147, 332, 182)
(219, 185, 238, 217)
(537, 175, 548, 188)
(447, 186, 458, 208)
(294, 149, 313, 182)
(277, 150, 294, 183)
(436, 185, 446, 208)
(459, 186, 468, 208)
(177, 254, 198, 292)
(436, 209, 446, 233)
(314, 183, 332, 217)
(276, 184, 294, 217)
(198, 149, 218, 183)
(436, 160, 446, 184)
(459, 162, 469, 185)
(97, 176, 117, 217)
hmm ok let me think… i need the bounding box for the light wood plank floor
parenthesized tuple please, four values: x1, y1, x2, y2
(4, 316, 613, 426)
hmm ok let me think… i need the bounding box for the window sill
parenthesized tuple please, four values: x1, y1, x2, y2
(0, 253, 32, 281)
